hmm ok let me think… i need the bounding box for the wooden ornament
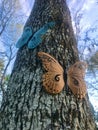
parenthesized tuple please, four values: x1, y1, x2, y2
(67, 62, 87, 99)
(38, 52, 64, 94)
(38, 52, 87, 98)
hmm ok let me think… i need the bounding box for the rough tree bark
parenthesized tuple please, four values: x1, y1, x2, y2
(0, 0, 97, 130)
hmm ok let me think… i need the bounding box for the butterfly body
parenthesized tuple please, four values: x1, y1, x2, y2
(38, 52, 64, 94)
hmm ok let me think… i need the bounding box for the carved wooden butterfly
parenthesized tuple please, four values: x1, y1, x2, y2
(38, 52, 87, 98)
(16, 22, 55, 49)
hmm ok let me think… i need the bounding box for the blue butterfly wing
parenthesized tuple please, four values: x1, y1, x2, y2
(28, 25, 47, 49)
(28, 35, 42, 49)
(16, 27, 32, 48)
(28, 21, 55, 49)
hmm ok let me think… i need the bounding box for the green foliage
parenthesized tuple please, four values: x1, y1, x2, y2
(0, 59, 4, 68)
(90, 52, 98, 64)
(0, 58, 10, 90)
(90, 52, 98, 69)
(4, 74, 10, 82)
(3, 74, 10, 88)
(0, 59, 4, 77)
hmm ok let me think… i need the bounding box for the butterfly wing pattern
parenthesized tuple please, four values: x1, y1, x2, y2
(38, 52, 64, 94)
(16, 27, 32, 48)
(67, 62, 87, 99)
(16, 22, 55, 49)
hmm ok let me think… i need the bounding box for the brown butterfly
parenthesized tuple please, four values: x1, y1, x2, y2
(38, 52, 87, 98)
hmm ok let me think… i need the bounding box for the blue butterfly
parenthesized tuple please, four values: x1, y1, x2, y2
(16, 21, 55, 49)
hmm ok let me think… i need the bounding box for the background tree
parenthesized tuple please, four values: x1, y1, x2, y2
(0, 0, 27, 100)
(0, 0, 97, 130)
(0, 0, 16, 36)
(0, 58, 4, 91)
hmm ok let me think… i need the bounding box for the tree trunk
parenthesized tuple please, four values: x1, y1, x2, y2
(0, 0, 96, 130)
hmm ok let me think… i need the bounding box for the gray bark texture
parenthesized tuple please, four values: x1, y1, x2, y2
(0, 0, 97, 130)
